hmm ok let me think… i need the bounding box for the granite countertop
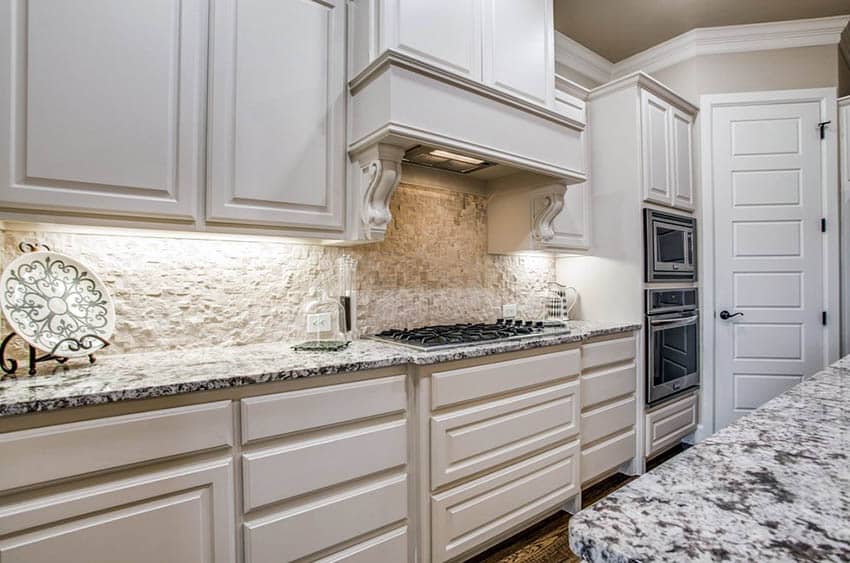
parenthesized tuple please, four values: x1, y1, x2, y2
(569, 355, 850, 563)
(0, 320, 640, 418)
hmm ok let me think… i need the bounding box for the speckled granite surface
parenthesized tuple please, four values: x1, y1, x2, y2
(569, 355, 850, 563)
(0, 320, 639, 417)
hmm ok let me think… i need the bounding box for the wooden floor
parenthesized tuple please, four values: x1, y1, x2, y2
(466, 444, 690, 563)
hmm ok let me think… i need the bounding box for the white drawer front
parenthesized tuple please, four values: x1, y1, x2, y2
(581, 429, 636, 485)
(646, 392, 698, 457)
(581, 396, 636, 445)
(431, 380, 579, 488)
(242, 420, 406, 511)
(0, 402, 233, 492)
(581, 361, 637, 408)
(241, 375, 406, 444)
(581, 335, 636, 371)
(313, 526, 407, 563)
(244, 475, 407, 563)
(431, 441, 579, 563)
(431, 348, 580, 409)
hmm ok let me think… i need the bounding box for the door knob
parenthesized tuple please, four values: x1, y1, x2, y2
(719, 310, 743, 320)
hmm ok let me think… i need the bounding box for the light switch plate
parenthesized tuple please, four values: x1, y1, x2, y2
(502, 303, 517, 318)
(307, 312, 332, 332)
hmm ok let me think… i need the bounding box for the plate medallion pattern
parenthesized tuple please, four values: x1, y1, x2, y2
(1, 252, 115, 357)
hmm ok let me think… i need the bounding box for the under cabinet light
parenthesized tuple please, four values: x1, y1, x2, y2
(428, 149, 485, 165)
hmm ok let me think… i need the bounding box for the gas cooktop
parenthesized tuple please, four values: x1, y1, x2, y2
(370, 321, 570, 351)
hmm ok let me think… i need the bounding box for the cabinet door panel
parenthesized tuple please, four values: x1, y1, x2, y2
(0, 459, 235, 563)
(393, 0, 482, 79)
(483, 0, 553, 106)
(0, 0, 206, 219)
(641, 90, 673, 206)
(672, 108, 695, 210)
(207, 0, 345, 230)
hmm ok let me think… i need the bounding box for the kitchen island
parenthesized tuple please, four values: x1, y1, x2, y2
(569, 356, 850, 562)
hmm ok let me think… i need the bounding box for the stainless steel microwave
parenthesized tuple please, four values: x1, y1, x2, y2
(645, 209, 696, 282)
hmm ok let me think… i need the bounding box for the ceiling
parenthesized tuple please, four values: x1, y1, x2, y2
(554, 0, 850, 62)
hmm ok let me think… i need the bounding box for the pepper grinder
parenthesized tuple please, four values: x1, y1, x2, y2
(337, 255, 358, 340)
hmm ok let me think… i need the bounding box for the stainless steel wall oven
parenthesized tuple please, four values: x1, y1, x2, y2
(646, 288, 699, 405)
(645, 209, 696, 282)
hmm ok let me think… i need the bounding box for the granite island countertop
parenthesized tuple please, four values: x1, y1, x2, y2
(569, 355, 850, 563)
(0, 320, 640, 418)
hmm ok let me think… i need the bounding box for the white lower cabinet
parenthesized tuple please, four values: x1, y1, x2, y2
(431, 441, 580, 563)
(645, 390, 698, 458)
(0, 333, 654, 563)
(240, 374, 410, 563)
(579, 334, 639, 485)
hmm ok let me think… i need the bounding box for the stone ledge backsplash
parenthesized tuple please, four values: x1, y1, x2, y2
(0, 183, 555, 358)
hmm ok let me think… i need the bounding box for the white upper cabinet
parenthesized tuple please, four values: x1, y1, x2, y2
(641, 90, 673, 207)
(350, 0, 555, 110)
(207, 0, 345, 232)
(639, 87, 696, 210)
(392, 0, 482, 79)
(482, 0, 554, 107)
(671, 107, 695, 210)
(0, 0, 207, 220)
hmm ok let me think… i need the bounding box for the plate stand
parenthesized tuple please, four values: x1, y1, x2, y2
(0, 333, 110, 379)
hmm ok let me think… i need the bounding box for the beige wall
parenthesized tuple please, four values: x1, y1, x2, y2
(840, 46, 850, 96)
(0, 183, 556, 359)
(651, 45, 840, 106)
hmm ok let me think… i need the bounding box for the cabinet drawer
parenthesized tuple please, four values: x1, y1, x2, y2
(244, 475, 407, 563)
(242, 420, 406, 511)
(431, 380, 579, 488)
(581, 429, 635, 485)
(0, 402, 233, 492)
(581, 335, 636, 370)
(581, 396, 635, 445)
(241, 375, 406, 443)
(313, 527, 407, 563)
(431, 348, 580, 409)
(646, 392, 698, 457)
(431, 440, 579, 563)
(0, 459, 235, 563)
(581, 361, 636, 408)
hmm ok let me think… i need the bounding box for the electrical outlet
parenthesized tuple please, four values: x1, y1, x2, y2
(306, 312, 332, 333)
(502, 303, 517, 318)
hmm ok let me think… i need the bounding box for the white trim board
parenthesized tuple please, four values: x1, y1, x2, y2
(554, 31, 614, 85)
(555, 15, 850, 83)
(698, 88, 840, 438)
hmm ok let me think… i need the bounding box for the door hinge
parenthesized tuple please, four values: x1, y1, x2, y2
(821, 218, 827, 233)
(823, 311, 827, 326)
(818, 121, 831, 139)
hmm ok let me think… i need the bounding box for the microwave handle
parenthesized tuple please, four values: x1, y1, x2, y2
(686, 231, 694, 265)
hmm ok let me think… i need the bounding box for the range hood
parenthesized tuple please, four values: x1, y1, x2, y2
(347, 54, 588, 241)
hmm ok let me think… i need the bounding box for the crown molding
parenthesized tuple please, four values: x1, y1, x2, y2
(612, 14, 850, 77)
(554, 31, 614, 85)
(588, 72, 698, 115)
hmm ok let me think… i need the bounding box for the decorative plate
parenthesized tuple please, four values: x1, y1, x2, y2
(0, 251, 115, 357)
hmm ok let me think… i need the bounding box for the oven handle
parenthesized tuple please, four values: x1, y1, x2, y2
(650, 315, 698, 327)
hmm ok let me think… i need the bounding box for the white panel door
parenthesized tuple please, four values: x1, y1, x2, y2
(482, 0, 553, 107)
(391, 0, 482, 80)
(671, 108, 695, 210)
(641, 90, 673, 206)
(207, 0, 345, 231)
(713, 100, 825, 429)
(0, 0, 206, 219)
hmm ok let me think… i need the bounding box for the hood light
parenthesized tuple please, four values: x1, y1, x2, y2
(428, 149, 485, 165)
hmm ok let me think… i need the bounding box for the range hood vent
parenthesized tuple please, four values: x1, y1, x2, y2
(403, 145, 494, 175)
